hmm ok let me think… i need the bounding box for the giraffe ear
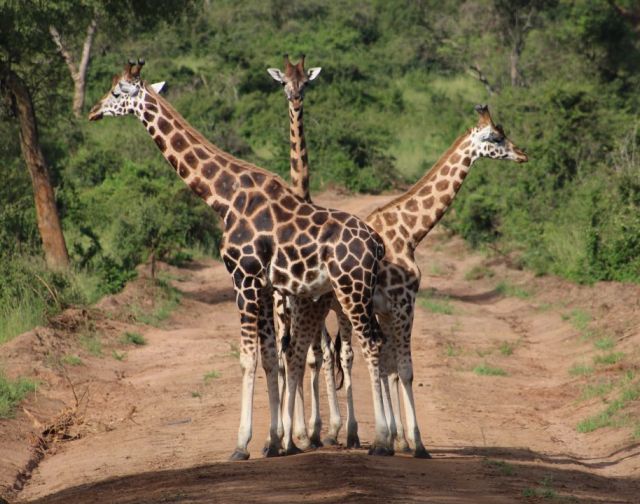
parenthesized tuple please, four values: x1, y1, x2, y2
(267, 68, 285, 83)
(150, 81, 166, 93)
(307, 67, 322, 81)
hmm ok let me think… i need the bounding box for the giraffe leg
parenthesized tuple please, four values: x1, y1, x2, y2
(293, 382, 310, 449)
(378, 331, 398, 454)
(230, 277, 264, 461)
(332, 281, 391, 456)
(394, 303, 431, 459)
(337, 312, 360, 449)
(307, 339, 323, 448)
(282, 297, 314, 455)
(320, 326, 342, 445)
(378, 316, 409, 452)
(258, 288, 282, 458)
(273, 290, 288, 443)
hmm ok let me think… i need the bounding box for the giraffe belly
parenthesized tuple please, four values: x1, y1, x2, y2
(268, 264, 332, 298)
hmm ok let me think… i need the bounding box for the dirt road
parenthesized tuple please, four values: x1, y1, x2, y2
(1, 192, 639, 503)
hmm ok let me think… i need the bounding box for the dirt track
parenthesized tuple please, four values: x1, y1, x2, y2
(1, 192, 639, 503)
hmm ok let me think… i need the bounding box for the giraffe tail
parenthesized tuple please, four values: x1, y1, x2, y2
(333, 328, 344, 391)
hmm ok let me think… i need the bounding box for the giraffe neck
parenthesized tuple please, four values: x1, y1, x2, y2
(369, 130, 479, 252)
(288, 102, 311, 202)
(134, 85, 282, 219)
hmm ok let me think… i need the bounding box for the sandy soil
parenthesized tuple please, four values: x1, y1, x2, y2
(1, 191, 639, 503)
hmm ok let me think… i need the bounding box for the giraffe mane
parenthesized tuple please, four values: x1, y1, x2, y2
(370, 129, 471, 216)
(143, 82, 290, 185)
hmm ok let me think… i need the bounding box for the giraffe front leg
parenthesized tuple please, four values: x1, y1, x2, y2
(394, 305, 431, 459)
(306, 338, 323, 448)
(320, 326, 342, 445)
(293, 381, 311, 449)
(273, 291, 288, 443)
(230, 278, 263, 461)
(337, 312, 360, 449)
(259, 289, 282, 458)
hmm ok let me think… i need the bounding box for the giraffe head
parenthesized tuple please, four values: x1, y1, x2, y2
(470, 105, 528, 163)
(88, 59, 165, 121)
(267, 54, 321, 108)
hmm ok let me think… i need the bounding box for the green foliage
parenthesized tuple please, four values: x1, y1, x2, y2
(464, 265, 495, 281)
(203, 370, 220, 382)
(80, 332, 102, 356)
(593, 352, 625, 366)
(0, 372, 37, 418)
(577, 379, 640, 433)
(122, 331, 146, 346)
(417, 291, 454, 315)
(569, 363, 594, 376)
(473, 362, 507, 376)
(495, 281, 530, 299)
(130, 279, 181, 326)
(61, 354, 83, 366)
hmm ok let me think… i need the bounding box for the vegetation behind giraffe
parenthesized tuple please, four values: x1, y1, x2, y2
(1, 0, 640, 342)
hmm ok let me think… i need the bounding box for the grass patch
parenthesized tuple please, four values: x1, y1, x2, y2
(80, 333, 102, 356)
(482, 458, 515, 476)
(428, 262, 446, 276)
(569, 363, 593, 376)
(563, 308, 595, 339)
(445, 343, 462, 357)
(0, 372, 38, 418)
(594, 336, 614, 350)
(61, 354, 83, 366)
(229, 342, 240, 359)
(473, 362, 507, 376)
(593, 352, 625, 366)
(634, 422, 640, 440)
(122, 331, 147, 346)
(464, 265, 495, 281)
(495, 281, 530, 299)
(131, 279, 181, 327)
(417, 290, 454, 315)
(191, 391, 202, 398)
(112, 350, 127, 361)
(204, 370, 220, 382)
(580, 380, 614, 401)
(577, 377, 640, 433)
(499, 341, 515, 356)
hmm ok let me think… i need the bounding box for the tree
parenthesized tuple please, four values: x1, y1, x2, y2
(48, 0, 192, 117)
(49, 18, 97, 118)
(492, 0, 552, 87)
(0, 2, 72, 269)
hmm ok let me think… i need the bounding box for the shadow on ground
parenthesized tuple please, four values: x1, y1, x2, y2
(22, 450, 639, 504)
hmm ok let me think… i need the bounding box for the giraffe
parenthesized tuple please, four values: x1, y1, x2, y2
(330, 104, 528, 456)
(88, 60, 394, 459)
(267, 54, 343, 449)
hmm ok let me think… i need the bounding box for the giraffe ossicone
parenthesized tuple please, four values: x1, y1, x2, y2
(89, 60, 394, 460)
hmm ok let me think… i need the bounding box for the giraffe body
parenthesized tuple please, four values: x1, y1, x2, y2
(89, 61, 393, 459)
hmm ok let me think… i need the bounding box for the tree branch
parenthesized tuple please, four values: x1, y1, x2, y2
(78, 18, 97, 82)
(467, 64, 498, 96)
(49, 25, 78, 79)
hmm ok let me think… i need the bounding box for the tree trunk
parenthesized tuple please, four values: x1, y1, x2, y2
(50, 18, 97, 118)
(510, 44, 521, 87)
(2, 68, 70, 269)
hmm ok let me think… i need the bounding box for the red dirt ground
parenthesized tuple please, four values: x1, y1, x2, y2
(1, 191, 639, 503)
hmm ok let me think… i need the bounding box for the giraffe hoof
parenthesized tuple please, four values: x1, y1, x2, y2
(262, 444, 281, 458)
(368, 445, 394, 457)
(322, 437, 339, 446)
(414, 446, 432, 459)
(309, 435, 323, 449)
(396, 443, 412, 454)
(229, 449, 250, 461)
(346, 434, 361, 449)
(284, 444, 303, 456)
(294, 435, 311, 450)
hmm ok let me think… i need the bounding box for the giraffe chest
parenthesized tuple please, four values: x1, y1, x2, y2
(268, 260, 331, 298)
